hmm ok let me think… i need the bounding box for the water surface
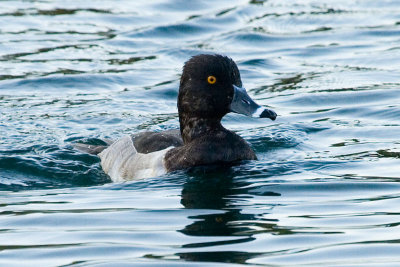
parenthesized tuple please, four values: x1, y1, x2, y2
(1, 0, 400, 266)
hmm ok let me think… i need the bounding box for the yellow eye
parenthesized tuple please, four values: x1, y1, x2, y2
(207, 75, 217, 84)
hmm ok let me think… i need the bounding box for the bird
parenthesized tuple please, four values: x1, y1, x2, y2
(75, 54, 277, 182)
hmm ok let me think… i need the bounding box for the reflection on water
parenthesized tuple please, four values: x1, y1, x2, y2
(176, 168, 284, 264)
(1, 0, 400, 266)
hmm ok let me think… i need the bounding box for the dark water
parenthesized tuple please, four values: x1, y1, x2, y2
(1, 0, 400, 266)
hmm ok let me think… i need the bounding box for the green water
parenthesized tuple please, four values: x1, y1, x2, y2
(1, 0, 400, 266)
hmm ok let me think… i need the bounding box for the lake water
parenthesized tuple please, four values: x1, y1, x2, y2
(1, 0, 400, 266)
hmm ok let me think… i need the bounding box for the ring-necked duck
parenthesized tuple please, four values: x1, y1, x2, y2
(76, 54, 277, 182)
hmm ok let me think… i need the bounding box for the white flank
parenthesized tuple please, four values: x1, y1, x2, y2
(98, 135, 173, 182)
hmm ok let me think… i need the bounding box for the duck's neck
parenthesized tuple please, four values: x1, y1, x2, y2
(179, 115, 223, 144)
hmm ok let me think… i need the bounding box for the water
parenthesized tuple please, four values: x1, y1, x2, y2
(1, 0, 400, 266)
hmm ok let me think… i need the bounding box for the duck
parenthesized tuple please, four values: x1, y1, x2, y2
(75, 54, 277, 182)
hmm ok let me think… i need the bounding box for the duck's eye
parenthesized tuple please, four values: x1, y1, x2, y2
(207, 75, 217, 84)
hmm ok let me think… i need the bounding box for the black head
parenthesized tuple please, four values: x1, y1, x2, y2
(178, 54, 241, 119)
(178, 54, 277, 122)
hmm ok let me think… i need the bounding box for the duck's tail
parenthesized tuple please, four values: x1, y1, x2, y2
(73, 143, 108, 155)
(73, 138, 113, 155)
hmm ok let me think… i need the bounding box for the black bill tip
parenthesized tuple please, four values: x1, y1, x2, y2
(259, 108, 277, 120)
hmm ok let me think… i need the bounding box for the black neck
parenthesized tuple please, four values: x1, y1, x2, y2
(179, 114, 223, 144)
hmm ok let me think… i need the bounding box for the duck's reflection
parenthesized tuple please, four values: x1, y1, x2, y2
(177, 165, 281, 264)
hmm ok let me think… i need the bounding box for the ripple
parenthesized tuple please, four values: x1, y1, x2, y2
(0, 146, 109, 191)
(127, 23, 218, 42)
(0, 8, 112, 17)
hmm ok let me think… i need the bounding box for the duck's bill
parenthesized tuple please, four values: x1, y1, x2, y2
(230, 85, 277, 120)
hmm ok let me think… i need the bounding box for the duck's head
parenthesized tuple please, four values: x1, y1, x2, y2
(178, 54, 277, 121)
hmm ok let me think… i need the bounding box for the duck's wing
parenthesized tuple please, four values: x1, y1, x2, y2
(99, 135, 174, 182)
(132, 129, 183, 153)
(73, 130, 182, 155)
